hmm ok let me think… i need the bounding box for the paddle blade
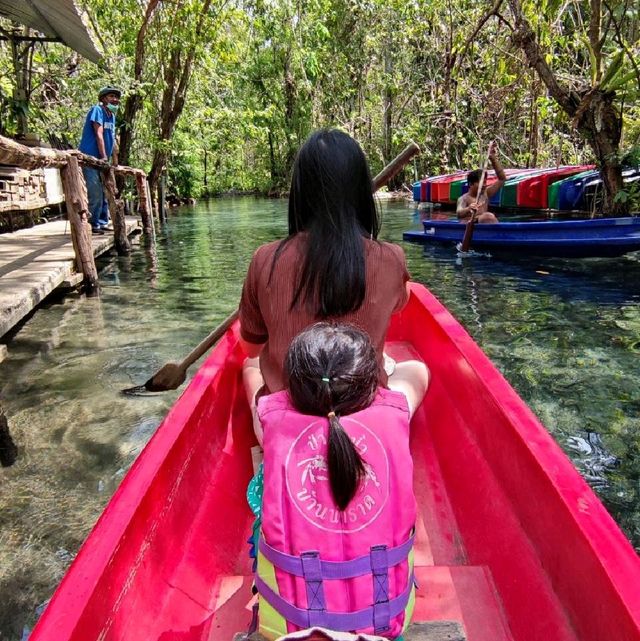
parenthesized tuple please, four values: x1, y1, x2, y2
(121, 362, 187, 395)
(460, 218, 476, 252)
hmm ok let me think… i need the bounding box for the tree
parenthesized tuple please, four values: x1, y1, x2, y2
(479, 0, 639, 214)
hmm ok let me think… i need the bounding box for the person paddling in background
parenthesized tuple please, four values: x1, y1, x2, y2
(78, 86, 121, 234)
(239, 128, 412, 412)
(456, 141, 505, 224)
(247, 323, 429, 640)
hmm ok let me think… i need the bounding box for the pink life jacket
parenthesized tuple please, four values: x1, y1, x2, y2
(256, 387, 416, 640)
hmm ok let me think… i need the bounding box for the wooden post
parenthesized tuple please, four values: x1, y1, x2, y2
(135, 172, 156, 239)
(102, 167, 131, 255)
(60, 155, 99, 290)
(159, 173, 167, 223)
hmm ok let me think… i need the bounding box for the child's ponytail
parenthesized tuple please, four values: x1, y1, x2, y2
(327, 411, 365, 510)
(285, 323, 379, 512)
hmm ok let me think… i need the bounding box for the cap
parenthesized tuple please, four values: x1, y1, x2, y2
(98, 86, 122, 99)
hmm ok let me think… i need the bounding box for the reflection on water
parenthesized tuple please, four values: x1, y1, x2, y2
(402, 207, 640, 558)
(1, 197, 639, 637)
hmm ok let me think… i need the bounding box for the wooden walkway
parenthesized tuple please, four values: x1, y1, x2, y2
(0, 217, 140, 339)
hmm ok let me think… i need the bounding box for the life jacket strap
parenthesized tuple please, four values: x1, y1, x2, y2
(370, 545, 390, 633)
(258, 533, 415, 580)
(254, 570, 414, 633)
(301, 551, 326, 627)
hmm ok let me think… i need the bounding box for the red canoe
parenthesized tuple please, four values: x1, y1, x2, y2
(429, 172, 467, 203)
(516, 165, 595, 209)
(29, 284, 640, 641)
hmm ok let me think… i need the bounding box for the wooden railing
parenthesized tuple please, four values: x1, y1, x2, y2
(0, 134, 154, 290)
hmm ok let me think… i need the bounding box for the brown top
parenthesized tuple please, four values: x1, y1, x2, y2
(239, 234, 410, 393)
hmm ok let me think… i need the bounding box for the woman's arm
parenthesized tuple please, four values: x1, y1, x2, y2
(242, 357, 265, 446)
(387, 360, 430, 419)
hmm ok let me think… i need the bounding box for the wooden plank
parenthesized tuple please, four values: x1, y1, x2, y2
(0, 217, 139, 338)
(59, 272, 83, 289)
(406, 622, 466, 641)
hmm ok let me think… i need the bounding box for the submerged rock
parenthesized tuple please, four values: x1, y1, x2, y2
(0, 405, 18, 467)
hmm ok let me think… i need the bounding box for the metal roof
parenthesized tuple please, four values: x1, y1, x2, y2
(0, 0, 102, 63)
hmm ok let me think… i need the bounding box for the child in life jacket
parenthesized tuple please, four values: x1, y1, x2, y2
(247, 323, 429, 640)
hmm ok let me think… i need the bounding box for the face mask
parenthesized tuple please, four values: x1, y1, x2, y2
(106, 103, 119, 114)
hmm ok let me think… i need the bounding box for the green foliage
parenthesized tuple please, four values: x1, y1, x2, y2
(0, 0, 638, 198)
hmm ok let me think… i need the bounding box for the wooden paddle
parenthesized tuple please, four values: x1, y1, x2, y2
(459, 141, 494, 253)
(122, 140, 421, 395)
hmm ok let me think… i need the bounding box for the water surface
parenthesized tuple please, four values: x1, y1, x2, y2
(1, 197, 639, 638)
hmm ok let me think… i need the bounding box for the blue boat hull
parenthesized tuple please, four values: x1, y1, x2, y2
(403, 217, 640, 258)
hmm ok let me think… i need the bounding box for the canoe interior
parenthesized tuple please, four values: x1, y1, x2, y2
(30, 285, 640, 641)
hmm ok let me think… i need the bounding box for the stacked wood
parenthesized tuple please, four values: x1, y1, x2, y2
(0, 166, 48, 213)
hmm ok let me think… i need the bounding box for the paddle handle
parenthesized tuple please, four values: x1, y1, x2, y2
(460, 141, 494, 253)
(179, 309, 240, 370)
(180, 143, 421, 370)
(372, 141, 421, 191)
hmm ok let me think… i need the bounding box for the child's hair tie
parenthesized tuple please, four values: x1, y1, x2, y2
(327, 411, 336, 419)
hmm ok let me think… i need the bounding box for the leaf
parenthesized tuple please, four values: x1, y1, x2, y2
(586, 39, 598, 86)
(607, 70, 638, 91)
(545, 0, 563, 17)
(599, 50, 625, 90)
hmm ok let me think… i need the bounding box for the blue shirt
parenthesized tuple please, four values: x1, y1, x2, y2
(78, 104, 116, 159)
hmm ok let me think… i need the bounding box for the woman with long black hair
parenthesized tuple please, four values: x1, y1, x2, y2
(240, 128, 411, 402)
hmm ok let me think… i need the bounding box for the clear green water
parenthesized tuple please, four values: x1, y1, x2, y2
(1, 197, 639, 637)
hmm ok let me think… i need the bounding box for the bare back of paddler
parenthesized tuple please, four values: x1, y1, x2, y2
(456, 142, 505, 224)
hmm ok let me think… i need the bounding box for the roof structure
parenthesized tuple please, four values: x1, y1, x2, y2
(0, 0, 102, 63)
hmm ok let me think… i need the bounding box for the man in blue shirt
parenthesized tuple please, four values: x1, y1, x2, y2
(78, 86, 121, 233)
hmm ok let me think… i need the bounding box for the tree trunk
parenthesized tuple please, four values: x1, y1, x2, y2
(527, 74, 540, 168)
(382, 49, 395, 185)
(573, 91, 624, 214)
(282, 50, 298, 188)
(508, 0, 627, 215)
(147, 0, 213, 199)
(117, 0, 160, 188)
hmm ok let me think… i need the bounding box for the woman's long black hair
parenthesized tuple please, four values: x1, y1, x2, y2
(275, 129, 380, 317)
(285, 323, 379, 510)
